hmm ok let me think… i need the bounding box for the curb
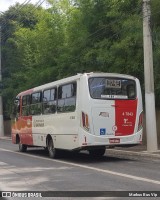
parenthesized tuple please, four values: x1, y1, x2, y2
(106, 149, 160, 160)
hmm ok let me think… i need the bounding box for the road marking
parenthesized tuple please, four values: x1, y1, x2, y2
(0, 147, 160, 185)
(0, 161, 8, 165)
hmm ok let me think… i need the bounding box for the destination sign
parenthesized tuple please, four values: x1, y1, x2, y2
(106, 79, 121, 88)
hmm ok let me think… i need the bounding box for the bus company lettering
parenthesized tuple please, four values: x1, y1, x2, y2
(99, 112, 109, 117)
(123, 118, 133, 127)
(33, 119, 44, 127)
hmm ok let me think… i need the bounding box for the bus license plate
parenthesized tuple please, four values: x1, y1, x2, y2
(109, 138, 120, 144)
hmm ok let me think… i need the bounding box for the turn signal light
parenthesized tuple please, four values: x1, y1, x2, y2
(82, 112, 90, 131)
(138, 112, 143, 131)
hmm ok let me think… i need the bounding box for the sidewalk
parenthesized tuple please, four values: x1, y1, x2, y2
(0, 136, 160, 160)
(0, 136, 12, 141)
(107, 145, 160, 160)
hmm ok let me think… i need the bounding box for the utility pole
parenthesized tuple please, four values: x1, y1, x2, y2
(143, 0, 158, 152)
(0, 26, 4, 137)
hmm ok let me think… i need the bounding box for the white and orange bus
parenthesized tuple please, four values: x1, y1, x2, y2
(12, 72, 143, 158)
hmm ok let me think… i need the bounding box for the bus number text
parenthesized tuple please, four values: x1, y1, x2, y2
(122, 112, 133, 116)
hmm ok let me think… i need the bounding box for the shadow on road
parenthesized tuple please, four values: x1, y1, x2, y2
(19, 147, 133, 164)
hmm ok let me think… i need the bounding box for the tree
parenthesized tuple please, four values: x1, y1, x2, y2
(1, 4, 46, 117)
(2, 0, 160, 118)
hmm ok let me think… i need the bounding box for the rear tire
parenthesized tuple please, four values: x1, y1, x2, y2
(89, 148, 106, 157)
(19, 143, 27, 152)
(48, 138, 58, 158)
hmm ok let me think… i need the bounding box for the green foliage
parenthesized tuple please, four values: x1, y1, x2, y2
(1, 0, 160, 117)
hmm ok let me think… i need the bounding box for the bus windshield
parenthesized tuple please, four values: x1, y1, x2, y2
(88, 77, 136, 100)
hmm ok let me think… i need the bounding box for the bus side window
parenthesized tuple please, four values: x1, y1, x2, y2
(57, 82, 77, 113)
(22, 95, 30, 116)
(42, 88, 57, 114)
(127, 84, 136, 99)
(30, 92, 42, 115)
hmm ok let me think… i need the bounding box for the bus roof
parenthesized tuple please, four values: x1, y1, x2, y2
(17, 72, 137, 96)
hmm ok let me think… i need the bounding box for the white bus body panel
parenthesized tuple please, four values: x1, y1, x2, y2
(12, 73, 143, 150)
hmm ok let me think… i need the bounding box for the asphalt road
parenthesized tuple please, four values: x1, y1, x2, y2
(0, 139, 160, 200)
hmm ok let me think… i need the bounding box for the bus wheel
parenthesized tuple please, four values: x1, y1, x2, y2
(44, 147, 48, 152)
(19, 144, 27, 152)
(89, 148, 106, 157)
(48, 138, 58, 158)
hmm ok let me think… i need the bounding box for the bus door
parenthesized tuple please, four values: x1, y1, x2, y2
(12, 96, 21, 143)
(89, 77, 137, 137)
(20, 94, 33, 145)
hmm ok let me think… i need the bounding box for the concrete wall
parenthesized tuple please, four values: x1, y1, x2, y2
(4, 112, 160, 146)
(4, 120, 11, 137)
